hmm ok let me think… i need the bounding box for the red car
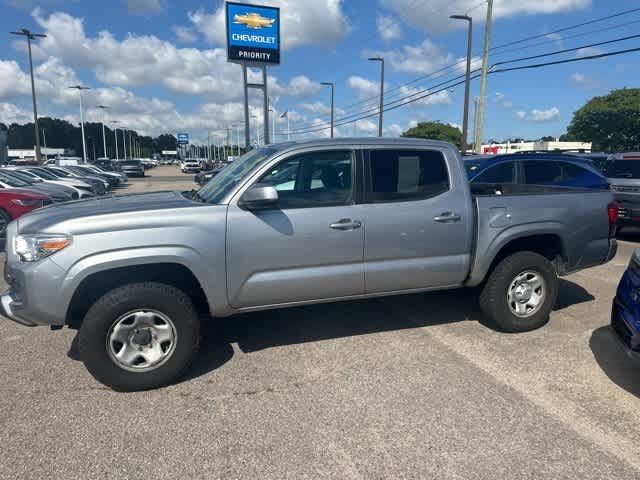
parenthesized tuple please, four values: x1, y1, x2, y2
(0, 188, 51, 235)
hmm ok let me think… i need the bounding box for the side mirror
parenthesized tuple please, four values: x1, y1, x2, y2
(241, 185, 279, 210)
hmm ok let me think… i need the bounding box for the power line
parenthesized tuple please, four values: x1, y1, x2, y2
(491, 7, 640, 51)
(286, 8, 640, 133)
(283, 45, 640, 136)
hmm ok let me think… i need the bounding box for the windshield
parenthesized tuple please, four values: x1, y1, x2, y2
(198, 147, 277, 203)
(604, 160, 640, 179)
(29, 168, 58, 180)
(7, 170, 39, 183)
(0, 171, 30, 187)
(46, 167, 70, 177)
(120, 161, 141, 166)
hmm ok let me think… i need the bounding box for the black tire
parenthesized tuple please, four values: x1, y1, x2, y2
(78, 282, 200, 391)
(479, 251, 558, 333)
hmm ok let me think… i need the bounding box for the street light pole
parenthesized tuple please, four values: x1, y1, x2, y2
(368, 57, 384, 137)
(41, 128, 47, 162)
(122, 128, 127, 160)
(97, 105, 108, 158)
(474, 0, 494, 154)
(450, 14, 473, 153)
(112, 120, 119, 161)
(69, 85, 90, 163)
(10, 29, 46, 163)
(320, 82, 335, 138)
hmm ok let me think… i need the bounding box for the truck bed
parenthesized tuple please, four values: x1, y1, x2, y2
(465, 183, 616, 287)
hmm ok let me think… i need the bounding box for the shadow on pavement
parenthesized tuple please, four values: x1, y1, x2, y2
(554, 278, 595, 311)
(67, 280, 600, 386)
(590, 325, 640, 398)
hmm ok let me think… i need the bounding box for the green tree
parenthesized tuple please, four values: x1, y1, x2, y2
(565, 88, 640, 152)
(153, 133, 178, 152)
(401, 121, 462, 148)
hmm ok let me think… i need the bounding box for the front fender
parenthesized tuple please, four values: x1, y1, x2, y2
(54, 246, 229, 319)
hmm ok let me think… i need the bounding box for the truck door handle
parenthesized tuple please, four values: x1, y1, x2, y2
(330, 219, 362, 230)
(433, 212, 461, 223)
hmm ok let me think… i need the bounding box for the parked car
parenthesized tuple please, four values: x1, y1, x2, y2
(1, 168, 82, 201)
(64, 165, 119, 189)
(72, 165, 125, 187)
(603, 153, 640, 228)
(118, 160, 145, 178)
(0, 170, 75, 202)
(468, 153, 608, 189)
(94, 159, 120, 172)
(85, 165, 127, 184)
(194, 168, 223, 186)
(45, 166, 109, 194)
(0, 138, 618, 391)
(16, 167, 96, 198)
(181, 159, 201, 173)
(612, 248, 640, 357)
(0, 188, 50, 236)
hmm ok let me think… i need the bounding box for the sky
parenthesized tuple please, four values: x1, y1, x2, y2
(0, 0, 638, 146)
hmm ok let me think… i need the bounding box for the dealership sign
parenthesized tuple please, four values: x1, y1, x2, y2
(226, 2, 280, 64)
(177, 133, 189, 145)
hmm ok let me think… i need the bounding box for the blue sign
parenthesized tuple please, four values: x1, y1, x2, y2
(226, 2, 280, 64)
(177, 133, 189, 145)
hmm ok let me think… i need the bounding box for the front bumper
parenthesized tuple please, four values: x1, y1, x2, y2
(611, 265, 640, 360)
(0, 228, 68, 327)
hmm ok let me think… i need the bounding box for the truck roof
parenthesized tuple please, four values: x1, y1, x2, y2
(268, 137, 456, 151)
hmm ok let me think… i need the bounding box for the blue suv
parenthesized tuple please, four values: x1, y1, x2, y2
(468, 153, 608, 189)
(612, 248, 640, 358)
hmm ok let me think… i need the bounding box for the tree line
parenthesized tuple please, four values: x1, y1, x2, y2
(0, 117, 178, 159)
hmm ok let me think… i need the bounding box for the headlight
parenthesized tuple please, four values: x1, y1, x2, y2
(14, 234, 72, 262)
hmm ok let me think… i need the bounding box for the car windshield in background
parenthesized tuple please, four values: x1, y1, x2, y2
(198, 147, 277, 203)
(604, 160, 640, 179)
(29, 168, 59, 180)
(120, 161, 141, 166)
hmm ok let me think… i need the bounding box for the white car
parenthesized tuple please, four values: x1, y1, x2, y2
(181, 160, 201, 173)
(14, 167, 96, 198)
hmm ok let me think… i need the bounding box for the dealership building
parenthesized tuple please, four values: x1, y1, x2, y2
(480, 140, 592, 155)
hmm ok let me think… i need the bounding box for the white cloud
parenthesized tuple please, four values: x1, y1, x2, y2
(397, 85, 452, 106)
(384, 123, 403, 137)
(126, 0, 165, 15)
(517, 107, 560, 122)
(379, 0, 590, 35)
(301, 101, 346, 116)
(354, 118, 377, 135)
(569, 72, 597, 89)
(545, 32, 563, 48)
(172, 26, 197, 44)
(348, 76, 380, 99)
(377, 15, 401, 41)
(189, 0, 349, 50)
(576, 46, 604, 58)
(0, 103, 33, 125)
(284, 76, 322, 98)
(0, 61, 32, 98)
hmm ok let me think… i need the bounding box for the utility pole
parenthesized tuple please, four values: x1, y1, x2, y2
(368, 57, 384, 137)
(474, 0, 493, 154)
(129, 130, 133, 159)
(473, 97, 480, 153)
(112, 121, 120, 161)
(122, 128, 127, 160)
(320, 82, 335, 138)
(41, 128, 48, 162)
(97, 105, 108, 158)
(11, 29, 46, 163)
(69, 85, 90, 163)
(450, 14, 473, 153)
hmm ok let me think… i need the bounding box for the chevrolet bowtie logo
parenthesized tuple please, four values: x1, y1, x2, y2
(233, 12, 275, 29)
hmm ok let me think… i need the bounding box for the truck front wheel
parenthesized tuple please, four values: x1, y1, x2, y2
(78, 282, 200, 391)
(479, 251, 558, 332)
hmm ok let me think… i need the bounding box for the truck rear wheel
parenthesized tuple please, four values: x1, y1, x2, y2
(479, 251, 558, 332)
(78, 282, 200, 391)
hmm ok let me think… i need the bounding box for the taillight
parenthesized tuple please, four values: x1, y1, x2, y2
(608, 201, 618, 238)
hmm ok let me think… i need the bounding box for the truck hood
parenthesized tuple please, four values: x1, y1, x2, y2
(17, 190, 205, 233)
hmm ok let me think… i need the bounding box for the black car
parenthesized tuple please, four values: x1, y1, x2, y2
(94, 159, 120, 172)
(194, 168, 223, 186)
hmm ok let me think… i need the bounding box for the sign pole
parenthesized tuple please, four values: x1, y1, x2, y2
(243, 64, 250, 149)
(262, 65, 270, 145)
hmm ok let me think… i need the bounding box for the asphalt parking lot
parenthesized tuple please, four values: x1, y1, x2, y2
(1, 165, 639, 479)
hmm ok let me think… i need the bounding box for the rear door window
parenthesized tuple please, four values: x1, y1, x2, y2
(473, 162, 515, 183)
(523, 161, 563, 185)
(604, 160, 640, 179)
(366, 149, 449, 203)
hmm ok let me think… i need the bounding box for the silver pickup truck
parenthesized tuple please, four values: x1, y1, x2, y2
(1, 138, 618, 391)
